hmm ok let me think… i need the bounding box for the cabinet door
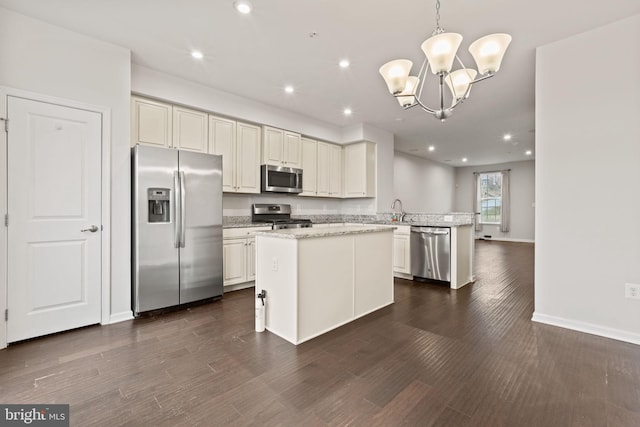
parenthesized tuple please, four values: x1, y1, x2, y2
(172, 106, 208, 152)
(246, 237, 257, 281)
(329, 143, 343, 197)
(344, 141, 376, 198)
(283, 131, 302, 167)
(316, 142, 330, 196)
(300, 137, 317, 196)
(209, 115, 237, 192)
(236, 122, 261, 194)
(131, 96, 172, 148)
(262, 126, 284, 166)
(393, 234, 411, 274)
(344, 143, 366, 197)
(223, 239, 247, 285)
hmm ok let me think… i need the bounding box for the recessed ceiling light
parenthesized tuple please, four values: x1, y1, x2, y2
(428, 145, 435, 152)
(284, 85, 294, 94)
(191, 50, 204, 59)
(233, 0, 252, 14)
(343, 108, 352, 116)
(525, 150, 532, 156)
(339, 59, 350, 69)
(503, 133, 512, 141)
(462, 157, 468, 163)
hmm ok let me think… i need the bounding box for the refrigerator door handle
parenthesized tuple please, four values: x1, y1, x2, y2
(173, 171, 181, 248)
(179, 171, 186, 248)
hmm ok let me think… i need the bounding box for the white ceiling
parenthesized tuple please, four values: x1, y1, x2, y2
(2, 0, 639, 166)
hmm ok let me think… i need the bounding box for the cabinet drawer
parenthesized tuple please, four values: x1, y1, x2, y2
(223, 226, 271, 238)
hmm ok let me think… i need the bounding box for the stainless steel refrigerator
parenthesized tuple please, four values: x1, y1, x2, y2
(132, 144, 223, 315)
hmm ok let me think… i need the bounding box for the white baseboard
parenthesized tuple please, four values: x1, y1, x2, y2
(224, 282, 255, 293)
(476, 237, 534, 243)
(532, 312, 640, 346)
(108, 311, 134, 324)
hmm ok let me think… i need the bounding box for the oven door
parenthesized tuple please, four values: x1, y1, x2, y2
(261, 165, 303, 193)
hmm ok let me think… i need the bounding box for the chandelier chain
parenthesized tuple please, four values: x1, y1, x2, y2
(433, 0, 444, 35)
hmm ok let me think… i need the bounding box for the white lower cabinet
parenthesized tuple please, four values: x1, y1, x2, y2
(375, 224, 411, 277)
(393, 228, 411, 275)
(223, 227, 271, 290)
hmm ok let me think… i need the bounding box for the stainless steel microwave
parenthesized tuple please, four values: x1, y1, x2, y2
(261, 164, 303, 194)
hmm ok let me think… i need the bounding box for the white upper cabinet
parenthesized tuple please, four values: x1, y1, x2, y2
(236, 122, 261, 193)
(209, 115, 261, 194)
(262, 126, 302, 168)
(131, 96, 207, 153)
(283, 131, 302, 167)
(316, 141, 342, 198)
(300, 137, 318, 196)
(208, 115, 237, 192)
(329, 143, 343, 197)
(343, 141, 376, 198)
(172, 106, 208, 152)
(262, 126, 283, 166)
(131, 96, 172, 148)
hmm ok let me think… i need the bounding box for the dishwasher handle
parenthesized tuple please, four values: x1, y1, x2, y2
(411, 227, 449, 235)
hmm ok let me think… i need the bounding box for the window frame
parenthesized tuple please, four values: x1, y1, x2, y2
(477, 172, 503, 225)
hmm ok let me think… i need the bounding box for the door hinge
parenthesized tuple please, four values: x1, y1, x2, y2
(4, 309, 7, 322)
(4, 214, 7, 227)
(0, 117, 7, 133)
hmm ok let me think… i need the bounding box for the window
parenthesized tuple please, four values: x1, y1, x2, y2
(478, 172, 502, 224)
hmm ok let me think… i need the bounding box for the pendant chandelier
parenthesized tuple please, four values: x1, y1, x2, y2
(379, 0, 511, 121)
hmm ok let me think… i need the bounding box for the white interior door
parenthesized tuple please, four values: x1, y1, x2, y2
(6, 96, 102, 343)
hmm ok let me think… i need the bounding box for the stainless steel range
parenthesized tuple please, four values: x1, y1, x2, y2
(251, 204, 312, 229)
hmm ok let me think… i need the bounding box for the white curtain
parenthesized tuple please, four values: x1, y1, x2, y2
(500, 170, 511, 233)
(473, 173, 482, 231)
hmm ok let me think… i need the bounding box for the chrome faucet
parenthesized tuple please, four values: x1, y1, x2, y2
(391, 198, 405, 222)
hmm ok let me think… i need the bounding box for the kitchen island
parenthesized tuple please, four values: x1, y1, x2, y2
(255, 226, 394, 345)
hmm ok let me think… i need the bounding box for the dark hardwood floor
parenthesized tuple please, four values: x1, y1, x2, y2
(1, 241, 639, 426)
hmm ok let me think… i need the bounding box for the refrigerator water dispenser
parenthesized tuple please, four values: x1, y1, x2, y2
(147, 188, 170, 223)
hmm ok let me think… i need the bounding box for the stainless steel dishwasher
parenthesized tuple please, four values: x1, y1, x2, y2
(410, 226, 451, 282)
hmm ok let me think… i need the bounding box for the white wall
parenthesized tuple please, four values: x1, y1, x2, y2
(534, 14, 640, 344)
(392, 151, 455, 213)
(0, 8, 132, 321)
(454, 160, 535, 242)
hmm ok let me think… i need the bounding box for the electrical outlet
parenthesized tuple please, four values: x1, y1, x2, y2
(444, 215, 453, 222)
(272, 257, 278, 272)
(625, 283, 640, 299)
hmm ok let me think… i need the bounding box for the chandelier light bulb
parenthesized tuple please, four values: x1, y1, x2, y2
(445, 69, 477, 101)
(421, 33, 462, 74)
(379, 59, 413, 94)
(396, 76, 420, 108)
(469, 33, 512, 75)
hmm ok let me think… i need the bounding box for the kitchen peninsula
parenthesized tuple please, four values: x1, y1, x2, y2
(255, 226, 394, 345)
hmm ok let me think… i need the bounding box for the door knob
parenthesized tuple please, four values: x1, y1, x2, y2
(81, 225, 99, 233)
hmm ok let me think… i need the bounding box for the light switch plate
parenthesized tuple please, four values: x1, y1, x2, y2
(625, 283, 640, 299)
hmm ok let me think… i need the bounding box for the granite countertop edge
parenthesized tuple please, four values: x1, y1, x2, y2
(254, 225, 396, 240)
(224, 220, 473, 229)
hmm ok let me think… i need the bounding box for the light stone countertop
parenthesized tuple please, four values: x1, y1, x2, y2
(254, 225, 396, 240)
